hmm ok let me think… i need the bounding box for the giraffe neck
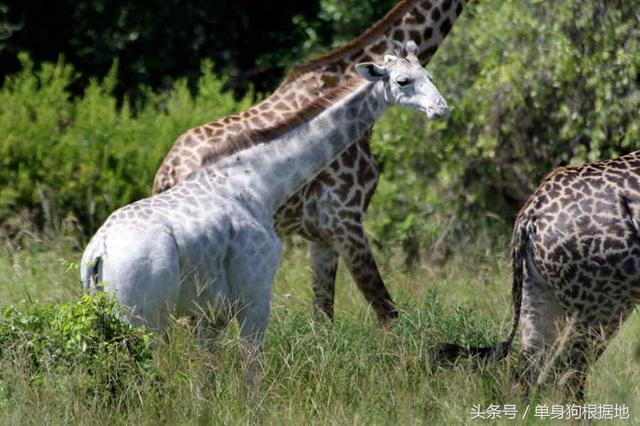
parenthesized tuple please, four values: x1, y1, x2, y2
(214, 81, 385, 214)
(172, 0, 466, 172)
(282, 0, 468, 87)
(238, 0, 466, 127)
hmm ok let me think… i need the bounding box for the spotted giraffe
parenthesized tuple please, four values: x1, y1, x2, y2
(82, 52, 448, 385)
(153, 0, 469, 323)
(440, 150, 640, 401)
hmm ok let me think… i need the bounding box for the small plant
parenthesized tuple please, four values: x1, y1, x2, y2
(0, 293, 154, 393)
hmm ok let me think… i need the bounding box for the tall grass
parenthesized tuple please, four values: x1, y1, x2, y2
(1, 238, 638, 424)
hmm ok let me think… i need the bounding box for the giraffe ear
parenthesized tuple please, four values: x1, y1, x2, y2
(355, 62, 388, 82)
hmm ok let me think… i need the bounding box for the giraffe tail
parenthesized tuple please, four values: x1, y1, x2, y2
(435, 216, 530, 364)
(80, 239, 104, 295)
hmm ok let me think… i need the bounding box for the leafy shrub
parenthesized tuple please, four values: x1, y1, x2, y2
(0, 293, 154, 392)
(0, 54, 252, 238)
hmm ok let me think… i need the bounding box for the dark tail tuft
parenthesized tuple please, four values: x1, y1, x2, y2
(435, 215, 532, 365)
(435, 341, 513, 364)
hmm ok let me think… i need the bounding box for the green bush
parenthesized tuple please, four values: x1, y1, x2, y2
(0, 54, 251, 238)
(0, 293, 154, 391)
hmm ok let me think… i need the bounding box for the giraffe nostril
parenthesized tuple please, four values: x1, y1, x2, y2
(426, 104, 449, 119)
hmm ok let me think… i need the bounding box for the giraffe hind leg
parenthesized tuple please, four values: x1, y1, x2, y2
(558, 311, 630, 402)
(309, 241, 339, 320)
(194, 275, 233, 354)
(517, 264, 565, 397)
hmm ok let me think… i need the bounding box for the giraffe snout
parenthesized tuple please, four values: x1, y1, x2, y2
(426, 99, 449, 119)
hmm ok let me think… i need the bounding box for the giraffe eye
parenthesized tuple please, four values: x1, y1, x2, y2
(396, 77, 412, 87)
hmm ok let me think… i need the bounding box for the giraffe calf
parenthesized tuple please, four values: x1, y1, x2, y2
(440, 150, 640, 401)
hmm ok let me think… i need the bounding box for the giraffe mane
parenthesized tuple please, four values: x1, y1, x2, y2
(281, 0, 417, 85)
(205, 78, 366, 165)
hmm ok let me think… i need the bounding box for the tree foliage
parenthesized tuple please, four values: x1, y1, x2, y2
(0, 0, 322, 97)
(367, 0, 640, 261)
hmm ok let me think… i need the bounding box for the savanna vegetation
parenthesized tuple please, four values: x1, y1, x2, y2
(0, 0, 639, 423)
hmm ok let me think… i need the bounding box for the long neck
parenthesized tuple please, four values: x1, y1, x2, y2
(281, 0, 468, 88)
(200, 0, 467, 166)
(216, 82, 385, 214)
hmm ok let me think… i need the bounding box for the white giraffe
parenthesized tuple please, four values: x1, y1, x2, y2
(80, 46, 448, 383)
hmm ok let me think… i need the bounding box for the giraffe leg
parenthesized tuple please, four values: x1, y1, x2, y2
(227, 228, 281, 391)
(559, 311, 629, 402)
(517, 270, 565, 396)
(309, 241, 339, 320)
(196, 303, 231, 354)
(195, 309, 230, 384)
(561, 335, 598, 403)
(295, 137, 395, 323)
(187, 268, 233, 353)
(236, 296, 270, 392)
(332, 224, 398, 324)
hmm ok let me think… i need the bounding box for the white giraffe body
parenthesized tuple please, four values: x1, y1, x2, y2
(80, 50, 448, 379)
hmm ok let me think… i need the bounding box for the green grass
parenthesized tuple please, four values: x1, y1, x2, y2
(0, 236, 639, 425)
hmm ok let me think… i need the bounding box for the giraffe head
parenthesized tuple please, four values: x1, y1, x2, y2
(355, 41, 448, 119)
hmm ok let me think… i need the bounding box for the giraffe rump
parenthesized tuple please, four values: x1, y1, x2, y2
(440, 151, 640, 401)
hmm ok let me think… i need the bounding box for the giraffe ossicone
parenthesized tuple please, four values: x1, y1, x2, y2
(391, 39, 419, 61)
(81, 50, 448, 384)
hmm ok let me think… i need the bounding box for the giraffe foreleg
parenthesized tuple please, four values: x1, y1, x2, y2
(227, 225, 282, 391)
